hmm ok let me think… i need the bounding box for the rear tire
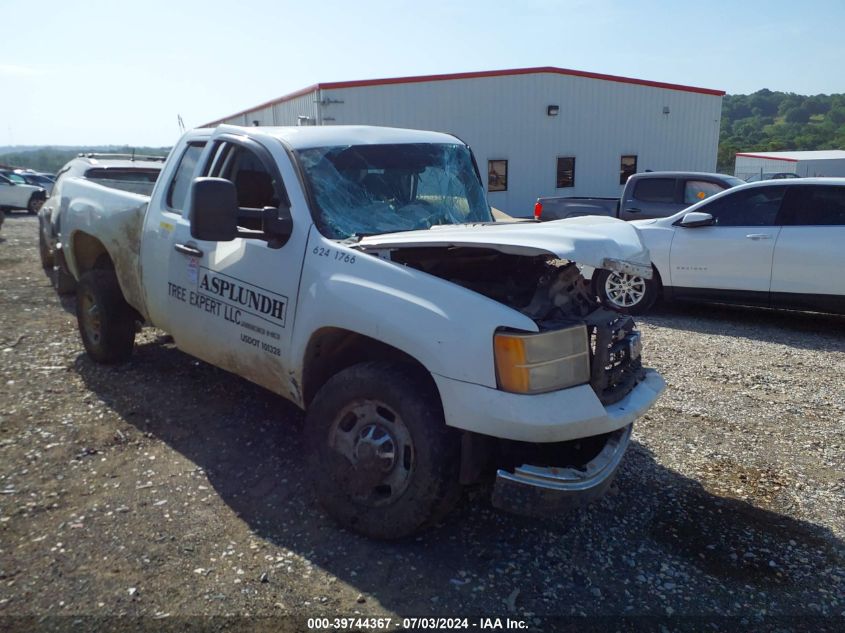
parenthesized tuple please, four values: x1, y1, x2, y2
(76, 270, 136, 363)
(595, 268, 659, 315)
(305, 361, 461, 539)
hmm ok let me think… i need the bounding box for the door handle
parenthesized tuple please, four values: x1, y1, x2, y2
(745, 234, 771, 240)
(625, 207, 642, 213)
(174, 243, 204, 257)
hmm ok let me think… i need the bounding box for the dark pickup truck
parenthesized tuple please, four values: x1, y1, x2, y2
(535, 171, 745, 221)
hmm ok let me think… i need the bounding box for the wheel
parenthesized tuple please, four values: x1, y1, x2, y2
(595, 268, 659, 315)
(27, 195, 43, 215)
(305, 361, 461, 539)
(76, 270, 136, 363)
(38, 227, 54, 269)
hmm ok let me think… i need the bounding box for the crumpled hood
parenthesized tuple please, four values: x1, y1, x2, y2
(355, 216, 652, 277)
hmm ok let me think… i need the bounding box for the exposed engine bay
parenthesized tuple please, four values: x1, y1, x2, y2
(389, 246, 644, 406)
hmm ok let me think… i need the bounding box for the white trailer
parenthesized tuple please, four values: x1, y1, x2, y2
(735, 150, 845, 181)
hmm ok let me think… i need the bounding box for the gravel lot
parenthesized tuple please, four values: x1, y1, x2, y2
(1, 214, 843, 630)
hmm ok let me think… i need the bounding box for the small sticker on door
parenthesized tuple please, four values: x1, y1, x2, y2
(187, 257, 199, 284)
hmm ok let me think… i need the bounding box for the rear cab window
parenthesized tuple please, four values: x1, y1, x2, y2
(684, 180, 728, 204)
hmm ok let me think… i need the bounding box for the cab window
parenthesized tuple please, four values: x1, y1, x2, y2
(700, 186, 786, 226)
(166, 142, 207, 212)
(684, 180, 727, 204)
(203, 141, 285, 231)
(632, 178, 675, 203)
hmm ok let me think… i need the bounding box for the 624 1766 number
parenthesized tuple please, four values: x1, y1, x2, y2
(312, 246, 356, 264)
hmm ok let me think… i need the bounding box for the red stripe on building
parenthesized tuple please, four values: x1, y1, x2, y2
(204, 66, 725, 127)
(735, 153, 799, 163)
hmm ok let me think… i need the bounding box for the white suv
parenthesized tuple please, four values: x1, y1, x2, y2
(0, 172, 47, 214)
(594, 178, 845, 315)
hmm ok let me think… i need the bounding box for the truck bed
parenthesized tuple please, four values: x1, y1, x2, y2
(535, 196, 619, 221)
(60, 177, 151, 319)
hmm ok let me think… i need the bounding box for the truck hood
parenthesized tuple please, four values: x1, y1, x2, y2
(355, 216, 652, 277)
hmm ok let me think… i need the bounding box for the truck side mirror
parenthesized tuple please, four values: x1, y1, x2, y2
(189, 177, 238, 242)
(262, 206, 293, 249)
(679, 211, 714, 228)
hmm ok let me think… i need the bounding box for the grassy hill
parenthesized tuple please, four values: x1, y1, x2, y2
(717, 90, 845, 172)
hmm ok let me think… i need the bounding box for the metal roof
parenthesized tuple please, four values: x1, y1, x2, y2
(736, 150, 845, 162)
(234, 124, 460, 150)
(206, 66, 725, 127)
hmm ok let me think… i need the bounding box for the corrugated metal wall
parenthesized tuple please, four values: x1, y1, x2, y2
(220, 91, 318, 127)
(796, 159, 845, 177)
(734, 156, 798, 180)
(220, 73, 722, 216)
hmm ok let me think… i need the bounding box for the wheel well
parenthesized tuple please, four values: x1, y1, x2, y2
(651, 265, 664, 296)
(301, 328, 433, 407)
(71, 232, 114, 275)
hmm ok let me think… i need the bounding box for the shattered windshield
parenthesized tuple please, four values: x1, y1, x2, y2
(295, 143, 492, 239)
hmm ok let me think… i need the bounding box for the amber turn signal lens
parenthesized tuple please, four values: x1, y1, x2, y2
(494, 334, 530, 393)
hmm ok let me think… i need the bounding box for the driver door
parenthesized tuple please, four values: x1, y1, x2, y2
(669, 186, 786, 301)
(166, 135, 307, 401)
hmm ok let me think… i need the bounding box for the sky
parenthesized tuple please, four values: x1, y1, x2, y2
(2, 0, 844, 147)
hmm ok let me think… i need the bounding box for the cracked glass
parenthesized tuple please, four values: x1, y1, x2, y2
(295, 143, 492, 239)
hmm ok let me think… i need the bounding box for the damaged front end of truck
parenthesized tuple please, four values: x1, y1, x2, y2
(354, 219, 665, 516)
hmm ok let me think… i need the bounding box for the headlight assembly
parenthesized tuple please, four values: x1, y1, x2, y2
(494, 325, 590, 394)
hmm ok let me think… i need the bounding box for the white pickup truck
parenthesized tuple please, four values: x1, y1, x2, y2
(59, 125, 665, 538)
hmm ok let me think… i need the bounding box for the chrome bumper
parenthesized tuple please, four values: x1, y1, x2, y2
(491, 423, 632, 516)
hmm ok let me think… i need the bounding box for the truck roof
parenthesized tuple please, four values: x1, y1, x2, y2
(217, 124, 461, 150)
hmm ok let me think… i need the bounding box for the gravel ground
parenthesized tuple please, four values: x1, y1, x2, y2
(1, 214, 843, 631)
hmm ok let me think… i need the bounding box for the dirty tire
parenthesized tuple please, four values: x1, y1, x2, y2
(595, 268, 659, 315)
(305, 361, 461, 540)
(76, 270, 136, 364)
(38, 228, 54, 269)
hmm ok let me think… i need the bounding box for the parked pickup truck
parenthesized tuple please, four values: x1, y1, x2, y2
(535, 171, 745, 222)
(59, 124, 665, 538)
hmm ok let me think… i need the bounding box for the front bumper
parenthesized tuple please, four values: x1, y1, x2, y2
(433, 368, 665, 443)
(491, 424, 632, 516)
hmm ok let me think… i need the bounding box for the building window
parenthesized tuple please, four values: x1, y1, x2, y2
(556, 157, 575, 188)
(488, 160, 508, 192)
(620, 155, 637, 185)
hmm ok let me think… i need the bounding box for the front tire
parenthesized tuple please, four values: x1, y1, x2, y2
(76, 270, 136, 363)
(595, 268, 659, 315)
(305, 361, 461, 539)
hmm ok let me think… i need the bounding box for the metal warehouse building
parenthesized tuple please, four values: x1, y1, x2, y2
(207, 67, 725, 216)
(735, 150, 845, 181)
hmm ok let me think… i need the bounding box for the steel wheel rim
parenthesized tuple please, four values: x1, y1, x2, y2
(79, 290, 102, 345)
(328, 399, 414, 507)
(605, 272, 646, 308)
